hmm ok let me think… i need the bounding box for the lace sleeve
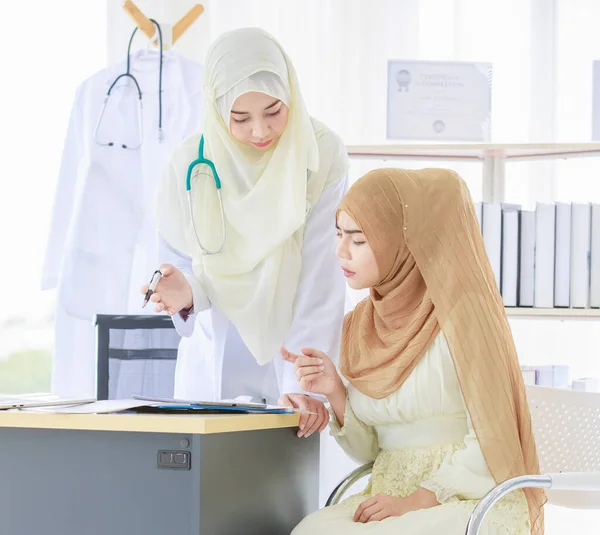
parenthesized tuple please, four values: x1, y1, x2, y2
(328, 399, 379, 464)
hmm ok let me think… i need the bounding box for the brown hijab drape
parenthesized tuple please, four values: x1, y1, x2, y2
(339, 168, 544, 534)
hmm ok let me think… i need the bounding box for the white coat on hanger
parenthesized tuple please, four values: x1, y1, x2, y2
(42, 50, 204, 398)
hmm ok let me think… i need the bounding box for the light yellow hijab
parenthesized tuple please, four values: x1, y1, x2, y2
(156, 28, 344, 364)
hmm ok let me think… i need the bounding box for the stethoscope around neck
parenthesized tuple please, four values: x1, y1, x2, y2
(186, 135, 226, 255)
(93, 18, 164, 150)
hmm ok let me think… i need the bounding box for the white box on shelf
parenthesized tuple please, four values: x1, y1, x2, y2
(536, 365, 569, 388)
(520, 366, 537, 386)
(572, 377, 600, 392)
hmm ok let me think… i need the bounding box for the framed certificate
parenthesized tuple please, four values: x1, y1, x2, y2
(387, 59, 493, 142)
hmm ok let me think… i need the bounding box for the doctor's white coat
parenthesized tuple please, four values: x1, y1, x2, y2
(160, 131, 352, 506)
(42, 50, 204, 398)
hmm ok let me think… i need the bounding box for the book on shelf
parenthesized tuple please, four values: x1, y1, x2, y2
(482, 202, 502, 290)
(473, 201, 598, 312)
(533, 203, 556, 308)
(590, 204, 600, 308)
(554, 202, 572, 307)
(501, 205, 520, 307)
(518, 210, 536, 307)
(570, 203, 592, 308)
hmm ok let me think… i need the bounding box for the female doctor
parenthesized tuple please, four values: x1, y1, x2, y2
(145, 28, 349, 438)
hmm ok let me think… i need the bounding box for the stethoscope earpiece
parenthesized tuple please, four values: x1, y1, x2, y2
(92, 18, 163, 150)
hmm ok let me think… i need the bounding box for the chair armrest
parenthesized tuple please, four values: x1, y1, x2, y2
(465, 475, 551, 535)
(466, 471, 600, 534)
(326, 462, 374, 507)
(548, 472, 600, 491)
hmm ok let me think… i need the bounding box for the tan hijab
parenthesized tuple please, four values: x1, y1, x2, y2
(339, 168, 545, 534)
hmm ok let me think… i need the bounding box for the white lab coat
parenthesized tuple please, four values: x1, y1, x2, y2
(164, 172, 347, 403)
(162, 168, 350, 506)
(42, 50, 204, 398)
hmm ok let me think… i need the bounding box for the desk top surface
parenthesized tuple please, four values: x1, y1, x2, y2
(0, 410, 300, 435)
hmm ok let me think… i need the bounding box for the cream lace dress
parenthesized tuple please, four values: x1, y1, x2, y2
(292, 333, 531, 534)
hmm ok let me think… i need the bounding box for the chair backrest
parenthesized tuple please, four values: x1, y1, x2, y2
(527, 385, 600, 509)
(95, 314, 180, 401)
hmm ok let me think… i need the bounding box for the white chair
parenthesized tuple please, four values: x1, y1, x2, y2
(466, 385, 600, 534)
(325, 385, 600, 533)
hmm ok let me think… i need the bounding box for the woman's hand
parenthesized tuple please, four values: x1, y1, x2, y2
(353, 489, 439, 523)
(140, 264, 193, 316)
(280, 347, 343, 397)
(278, 394, 329, 438)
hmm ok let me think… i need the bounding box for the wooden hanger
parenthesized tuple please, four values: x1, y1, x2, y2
(122, 1, 204, 47)
(173, 4, 204, 44)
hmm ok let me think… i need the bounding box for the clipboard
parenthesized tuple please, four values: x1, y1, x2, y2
(132, 395, 268, 410)
(133, 405, 294, 415)
(131, 396, 294, 414)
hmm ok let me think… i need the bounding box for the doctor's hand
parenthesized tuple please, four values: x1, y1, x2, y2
(280, 347, 343, 397)
(278, 394, 329, 438)
(140, 264, 193, 316)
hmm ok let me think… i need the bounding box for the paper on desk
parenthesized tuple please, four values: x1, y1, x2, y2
(22, 398, 305, 416)
(21, 399, 151, 414)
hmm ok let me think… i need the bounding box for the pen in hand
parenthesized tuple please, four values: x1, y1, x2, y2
(142, 270, 163, 308)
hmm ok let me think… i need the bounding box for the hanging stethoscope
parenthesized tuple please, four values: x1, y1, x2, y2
(93, 18, 164, 149)
(186, 135, 226, 255)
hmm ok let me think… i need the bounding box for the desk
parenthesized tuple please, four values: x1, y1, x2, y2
(0, 411, 319, 535)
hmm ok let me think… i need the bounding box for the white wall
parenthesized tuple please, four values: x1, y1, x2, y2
(0, 1, 107, 324)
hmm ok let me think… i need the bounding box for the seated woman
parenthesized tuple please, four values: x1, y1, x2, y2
(284, 168, 545, 534)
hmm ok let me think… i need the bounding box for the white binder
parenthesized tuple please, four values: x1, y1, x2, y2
(519, 210, 536, 307)
(501, 206, 519, 307)
(590, 203, 600, 308)
(554, 202, 572, 307)
(482, 202, 502, 289)
(534, 203, 556, 308)
(570, 203, 592, 308)
(474, 202, 483, 232)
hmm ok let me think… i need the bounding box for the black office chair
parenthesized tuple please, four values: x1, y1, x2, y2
(95, 314, 181, 400)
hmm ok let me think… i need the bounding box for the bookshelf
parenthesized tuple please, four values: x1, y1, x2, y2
(505, 308, 600, 320)
(347, 143, 600, 321)
(347, 143, 600, 204)
(347, 143, 600, 161)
